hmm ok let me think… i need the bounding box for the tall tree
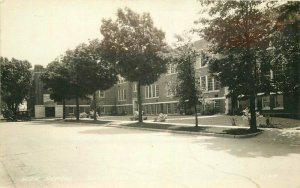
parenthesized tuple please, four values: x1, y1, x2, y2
(100, 8, 168, 122)
(0, 57, 32, 121)
(271, 1, 300, 118)
(196, 1, 274, 130)
(78, 39, 118, 120)
(40, 59, 72, 119)
(171, 35, 201, 127)
(63, 40, 118, 120)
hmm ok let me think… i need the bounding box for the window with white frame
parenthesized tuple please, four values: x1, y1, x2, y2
(200, 76, 207, 91)
(99, 90, 105, 98)
(214, 79, 220, 90)
(274, 95, 284, 109)
(262, 96, 270, 110)
(168, 64, 177, 74)
(208, 76, 213, 91)
(145, 85, 159, 99)
(118, 89, 126, 101)
(167, 103, 171, 114)
(133, 83, 137, 92)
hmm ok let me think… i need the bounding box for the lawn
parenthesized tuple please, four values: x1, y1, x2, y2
(99, 114, 300, 128)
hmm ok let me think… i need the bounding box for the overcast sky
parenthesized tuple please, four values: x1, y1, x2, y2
(0, 0, 201, 67)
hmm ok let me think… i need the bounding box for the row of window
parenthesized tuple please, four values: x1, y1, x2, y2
(167, 55, 212, 74)
(99, 76, 220, 101)
(200, 76, 220, 91)
(143, 103, 178, 114)
(145, 85, 159, 99)
(262, 95, 283, 110)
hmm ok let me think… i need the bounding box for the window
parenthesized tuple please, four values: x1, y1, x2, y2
(99, 90, 105, 98)
(145, 85, 159, 99)
(262, 96, 270, 110)
(272, 63, 284, 80)
(208, 76, 213, 91)
(174, 103, 178, 114)
(214, 79, 220, 90)
(167, 103, 171, 114)
(118, 89, 126, 101)
(69, 107, 74, 114)
(200, 53, 208, 68)
(133, 83, 137, 92)
(155, 85, 159, 97)
(274, 95, 284, 109)
(200, 76, 207, 91)
(168, 64, 177, 74)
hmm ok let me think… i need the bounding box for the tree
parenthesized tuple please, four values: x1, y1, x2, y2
(271, 1, 300, 118)
(171, 34, 201, 127)
(40, 59, 72, 119)
(100, 8, 168, 122)
(196, 1, 274, 130)
(62, 40, 118, 120)
(78, 39, 118, 120)
(0, 57, 32, 121)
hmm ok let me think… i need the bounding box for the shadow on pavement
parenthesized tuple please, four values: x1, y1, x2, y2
(195, 130, 300, 158)
(79, 127, 156, 135)
(28, 119, 112, 127)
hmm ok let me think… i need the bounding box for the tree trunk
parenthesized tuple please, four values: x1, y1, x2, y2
(75, 95, 79, 121)
(93, 91, 97, 121)
(249, 91, 257, 131)
(62, 97, 66, 119)
(194, 104, 198, 127)
(137, 81, 143, 123)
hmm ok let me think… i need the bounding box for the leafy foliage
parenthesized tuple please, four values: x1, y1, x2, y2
(100, 8, 168, 122)
(170, 34, 202, 127)
(61, 39, 118, 120)
(196, 1, 276, 130)
(0, 57, 32, 120)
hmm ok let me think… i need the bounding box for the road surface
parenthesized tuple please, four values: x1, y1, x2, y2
(1, 120, 300, 188)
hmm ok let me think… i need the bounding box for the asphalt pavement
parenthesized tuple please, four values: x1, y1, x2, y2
(1, 120, 300, 188)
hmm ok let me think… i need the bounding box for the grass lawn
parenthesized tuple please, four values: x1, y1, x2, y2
(166, 115, 300, 128)
(122, 122, 262, 136)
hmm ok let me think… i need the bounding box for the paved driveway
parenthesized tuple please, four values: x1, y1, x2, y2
(1, 120, 300, 188)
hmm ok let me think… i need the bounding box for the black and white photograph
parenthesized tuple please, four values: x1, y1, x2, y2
(1, 0, 300, 187)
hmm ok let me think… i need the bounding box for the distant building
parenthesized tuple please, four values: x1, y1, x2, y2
(97, 40, 229, 116)
(30, 65, 91, 118)
(29, 39, 299, 118)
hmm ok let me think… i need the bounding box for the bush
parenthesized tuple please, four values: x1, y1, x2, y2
(2, 108, 15, 121)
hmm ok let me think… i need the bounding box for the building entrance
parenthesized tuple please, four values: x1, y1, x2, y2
(45, 107, 55, 117)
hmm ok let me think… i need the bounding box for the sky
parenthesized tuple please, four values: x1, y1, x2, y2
(0, 0, 201, 67)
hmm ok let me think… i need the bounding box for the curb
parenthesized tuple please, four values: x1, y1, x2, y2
(106, 124, 262, 139)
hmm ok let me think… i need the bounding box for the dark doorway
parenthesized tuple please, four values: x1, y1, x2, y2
(45, 107, 55, 117)
(160, 104, 164, 113)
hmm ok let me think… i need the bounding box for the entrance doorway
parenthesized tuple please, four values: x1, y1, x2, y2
(45, 107, 55, 117)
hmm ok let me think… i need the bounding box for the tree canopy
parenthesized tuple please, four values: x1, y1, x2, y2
(171, 35, 201, 127)
(0, 57, 32, 120)
(60, 39, 118, 120)
(100, 7, 168, 122)
(196, 1, 275, 130)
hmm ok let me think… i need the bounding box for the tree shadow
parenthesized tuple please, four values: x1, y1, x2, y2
(79, 127, 156, 135)
(193, 130, 300, 158)
(28, 119, 112, 127)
